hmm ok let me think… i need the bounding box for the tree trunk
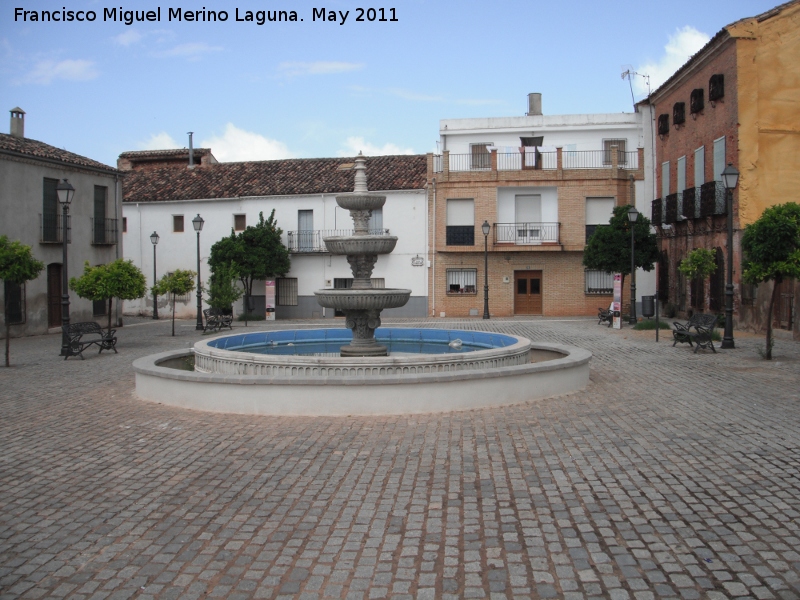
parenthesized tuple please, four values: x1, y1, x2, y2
(107, 298, 113, 334)
(171, 292, 176, 336)
(765, 279, 780, 360)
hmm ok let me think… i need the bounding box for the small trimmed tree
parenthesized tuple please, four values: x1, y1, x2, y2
(0, 236, 45, 367)
(206, 260, 243, 312)
(152, 269, 196, 336)
(741, 202, 800, 359)
(583, 205, 659, 312)
(70, 259, 146, 334)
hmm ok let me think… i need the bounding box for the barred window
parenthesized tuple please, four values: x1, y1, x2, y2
(4, 281, 25, 325)
(585, 270, 614, 295)
(446, 269, 477, 295)
(93, 299, 107, 316)
(234, 214, 247, 231)
(173, 215, 184, 233)
(276, 278, 298, 306)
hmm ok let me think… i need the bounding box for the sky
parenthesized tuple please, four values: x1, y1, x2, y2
(1, 0, 778, 167)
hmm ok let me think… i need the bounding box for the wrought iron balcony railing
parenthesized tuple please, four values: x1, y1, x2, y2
(493, 222, 559, 245)
(286, 229, 390, 253)
(700, 181, 727, 217)
(91, 218, 119, 245)
(40, 213, 71, 244)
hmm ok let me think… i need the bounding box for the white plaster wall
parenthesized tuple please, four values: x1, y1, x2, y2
(122, 189, 428, 318)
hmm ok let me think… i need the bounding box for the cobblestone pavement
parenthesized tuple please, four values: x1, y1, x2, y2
(1, 316, 799, 600)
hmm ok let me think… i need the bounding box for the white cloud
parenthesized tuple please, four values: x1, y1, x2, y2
(155, 42, 222, 60)
(139, 132, 181, 150)
(24, 59, 98, 84)
(387, 88, 444, 102)
(636, 26, 710, 94)
(200, 123, 294, 162)
(113, 30, 143, 46)
(279, 61, 363, 76)
(337, 136, 415, 157)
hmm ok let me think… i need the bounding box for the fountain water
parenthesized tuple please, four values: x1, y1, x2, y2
(314, 153, 410, 356)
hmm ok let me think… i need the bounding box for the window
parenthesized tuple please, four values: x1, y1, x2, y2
(93, 298, 107, 316)
(276, 278, 298, 306)
(470, 144, 491, 169)
(173, 215, 184, 232)
(584, 270, 613, 295)
(122, 217, 127, 233)
(234, 214, 246, 231)
(446, 198, 474, 246)
(673, 102, 686, 126)
(661, 162, 670, 198)
(4, 281, 25, 325)
(694, 146, 705, 188)
(690, 88, 704, 115)
(657, 114, 669, 135)
(709, 74, 724, 102)
(713, 136, 726, 182)
(298, 210, 314, 251)
(603, 139, 627, 164)
(520, 136, 543, 147)
(677, 156, 686, 194)
(42, 177, 59, 242)
(585, 197, 615, 242)
(446, 269, 477, 294)
(368, 207, 383, 233)
(94, 186, 108, 244)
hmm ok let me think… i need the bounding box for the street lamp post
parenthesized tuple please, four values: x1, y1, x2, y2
(627, 206, 639, 325)
(192, 214, 204, 330)
(56, 179, 75, 356)
(721, 163, 739, 349)
(150, 231, 160, 319)
(482, 220, 490, 320)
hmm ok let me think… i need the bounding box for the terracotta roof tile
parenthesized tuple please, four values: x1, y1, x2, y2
(118, 148, 213, 160)
(122, 155, 428, 203)
(0, 133, 117, 173)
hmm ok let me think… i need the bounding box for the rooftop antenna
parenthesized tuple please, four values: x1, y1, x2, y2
(621, 68, 651, 109)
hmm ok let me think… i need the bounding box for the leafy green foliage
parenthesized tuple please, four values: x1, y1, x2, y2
(208, 210, 290, 324)
(0, 236, 45, 367)
(206, 261, 243, 311)
(741, 202, 800, 359)
(583, 205, 659, 296)
(70, 259, 146, 333)
(153, 269, 196, 336)
(678, 248, 717, 280)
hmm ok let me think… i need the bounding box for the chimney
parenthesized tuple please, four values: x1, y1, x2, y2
(10, 107, 25, 138)
(188, 132, 194, 168)
(526, 93, 542, 116)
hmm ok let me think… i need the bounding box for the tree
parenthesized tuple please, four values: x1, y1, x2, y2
(741, 202, 800, 359)
(583, 205, 659, 310)
(70, 259, 146, 334)
(208, 210, 290, 326)
(152, 269, 196, 336)
(206, 260, 243, 311)
(0, 236, 45, 367)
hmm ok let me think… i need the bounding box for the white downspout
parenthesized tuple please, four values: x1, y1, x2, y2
(431, 177, 436, 317)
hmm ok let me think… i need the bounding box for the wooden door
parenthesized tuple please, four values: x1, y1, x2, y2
(47, 263, 62, 328)
(514, 270, 542, 315)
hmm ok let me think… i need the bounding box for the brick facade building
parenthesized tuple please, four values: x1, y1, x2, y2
(427, 101, 645, 318)
(646, 0, 799, 337)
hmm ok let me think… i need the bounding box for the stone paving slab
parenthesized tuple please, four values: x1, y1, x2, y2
(1, 317, 799, 599)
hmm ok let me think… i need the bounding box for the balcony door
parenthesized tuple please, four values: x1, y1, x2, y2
(514, 195, 541, 245)
(298, 210, 314, 251)
(514, 270, 542, 315)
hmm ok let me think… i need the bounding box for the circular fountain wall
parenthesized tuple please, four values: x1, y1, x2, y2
(132, 327, 591, 416)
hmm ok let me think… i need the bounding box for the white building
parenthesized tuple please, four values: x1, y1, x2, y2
(121, 150, 429, 319)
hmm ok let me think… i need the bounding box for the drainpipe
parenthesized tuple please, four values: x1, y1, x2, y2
(114, 175, 121, 326)
(431, 178, 436, 317)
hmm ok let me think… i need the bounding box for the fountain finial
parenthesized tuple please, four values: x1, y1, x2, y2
(353, 152, 368, 193)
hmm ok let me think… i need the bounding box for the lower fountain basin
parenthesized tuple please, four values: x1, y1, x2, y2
(315, 289, 411, 311)
(132, 328, 592, 416)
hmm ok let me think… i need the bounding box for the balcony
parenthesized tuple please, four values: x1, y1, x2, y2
(91, 218, 119, 245)
(681, 187, 697, 219)
(286, 229, 390, 253)
(40, 213, 71, 244)
(664, 193, 679, 224)
(651, 198, 663, 225)
(494, 222, 559, 245)
(435, 148, 640, 173)
(700, 181, 727, 217)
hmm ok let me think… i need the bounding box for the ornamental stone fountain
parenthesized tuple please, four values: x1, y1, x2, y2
(313, 153, 411, 356)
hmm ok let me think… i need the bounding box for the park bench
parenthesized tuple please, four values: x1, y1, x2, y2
(62, 322, 117, 360)
(672, 313, 718, 353)
(598, 307, 614, 327)
(203, 308, 234, 333)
